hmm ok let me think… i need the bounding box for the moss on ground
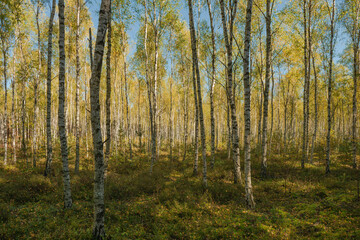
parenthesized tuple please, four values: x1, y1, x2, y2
(0, 145, 359, 239)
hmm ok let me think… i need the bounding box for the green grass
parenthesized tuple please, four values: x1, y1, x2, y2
(0, 145, 359, 239)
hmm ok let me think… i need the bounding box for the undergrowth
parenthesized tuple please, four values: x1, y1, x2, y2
(0, 145, 359, 239)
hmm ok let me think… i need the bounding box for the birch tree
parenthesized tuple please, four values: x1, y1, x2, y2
(206, 0, 216, 168)
(342, 0, 360, 169)
(90, 0, 111, 238)
(44, 0, 56, 176)
(243, 0, 255, 208)
(32, 0, 43, 167)
(188, 0, 207, 186)
(219, 0, 241, 183)
(75, 0, 81, 174)
(325, 0, 336, 174)
(105, 0, 112, 165)
(58, 0, 73, 209)
(260, 0, 274, 178)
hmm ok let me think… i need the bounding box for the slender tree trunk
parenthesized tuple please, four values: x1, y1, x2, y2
(153, 14, 159, 162)
(105, 6, 112, 166)
(144, 0, 154, 173)
(289, 96, 295, 143)
(258, 80, 263, 145)
(227, 103, 231, 160)
(302, 0, 308, 169)
(148, 1, 158, 172)
(306, 0, 312, 158)
(243, 0, 255, 208)
(75, 0, 81, 174)
(20, 42, 27, 161)
(89, 28, 94, 69)
(12, 52, 16, 163)
(2, 46, 8, 166)
(269, 66, 274, 152)
(85, 61, 89, 158)
(192, 60, 199, 175)
(124, 58, 132, 160)
(309, 53, 318, 164)
(169, 31, 173, 162)
(58, 0, 72, 209)
(169, 72, 173, 161)
(206, 0, 216, 168)
(33, 3, 42, 167)
(188, 0, 207, 186)
(183, 73, 189, 162)
(326, 0, 335, 175)
(260, 0, 272, 178)
(44, 0, 56, 176)
(87, 28, 94, 159)
(90, 0, 110, 238)
(283, 88, 289, 149)
(189, 7, 199, 175)
(352, 9, 359, 168)
(220, 0, 241, 183)
(137, 77, 142, 150)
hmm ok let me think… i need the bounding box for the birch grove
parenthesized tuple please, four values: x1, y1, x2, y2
(1, 0, 360, 238)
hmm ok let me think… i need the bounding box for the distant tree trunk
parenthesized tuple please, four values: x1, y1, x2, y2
(87, 28, 94, 159)
(227, 103, 231, 161)
(282, 79, 289, 150)
(188, 0, 207, 186)
(169, 71, 173, 161)
(90, 0, 110, 238)
(353, 47, 357, 168)
(12, 52, 16, 163)
(157, 92, 161, 159)
(302, 0, 308, 169)
(183, 72, 189, 162)
(309, 54, 318, 164)
(219, 0, 241, 183)
(137, 77, 142, 150)
(192, 0, 200, 173)
(302, 0, 312, 168)
(44, 0, 56, 176)
(124, 58, 132, 160)
(289, 96, 295, 142)
(85, 63, 89, 158)
(258, 80, 263, 145)
(75, 0, 81, 174)
(191, 60, 199, 175)
(148, 0, 159, 173)
(144, 0, 155, 173)
(20, 43, 26, 161)
(306, 0, 312, 158)
(105, 5, 112, 166)
(153, 9, 159, 162)
(1, 45, 8, 165)
(189, 3, 199, 176)
(243, 0, 255, 208)
(58, 0, 72, 209)
(351, 5, 360, 169)
(206, 0, 216, 168)
(169, 31, 173, 162)
(89, 28, 94, 69)
(326, 0, 335, 175)
(33, 2, 42, 167)
(269, 66, 274, 152)
(260, 0, 272, 178)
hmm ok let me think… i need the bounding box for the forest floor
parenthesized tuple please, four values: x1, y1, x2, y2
(0, 143, 359, 239)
